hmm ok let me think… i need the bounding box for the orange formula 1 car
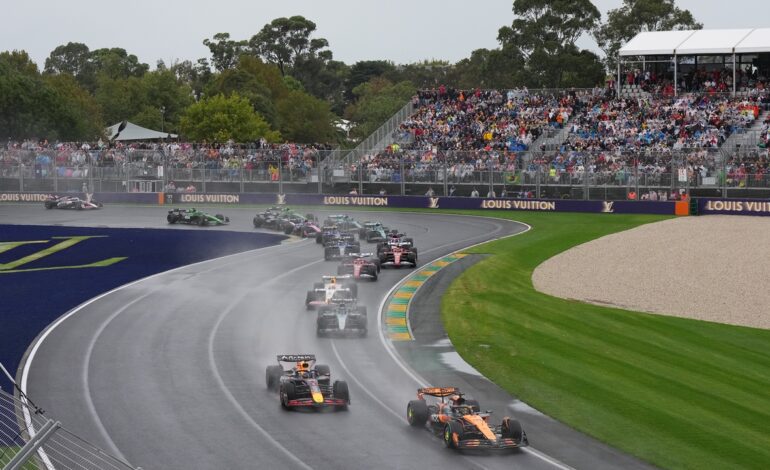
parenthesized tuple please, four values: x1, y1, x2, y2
(406, 387, 528, 450)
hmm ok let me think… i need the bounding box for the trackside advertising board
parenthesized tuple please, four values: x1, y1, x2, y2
(0, 191, 677, 215)
(698, 198, 770, 216)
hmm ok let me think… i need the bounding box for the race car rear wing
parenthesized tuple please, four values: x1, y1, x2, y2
(418, 387, 459, 397)
(277, 354, 316, 363)
(321, 275, 353, 282)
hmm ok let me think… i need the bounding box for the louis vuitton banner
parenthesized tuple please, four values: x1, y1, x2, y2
(0, 192, 679, 215)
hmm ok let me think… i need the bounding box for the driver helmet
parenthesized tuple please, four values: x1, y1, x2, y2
(451, 394, 466, 406)
(296, 361, 310, 373)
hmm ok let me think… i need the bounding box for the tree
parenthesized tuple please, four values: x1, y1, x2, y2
(276, 90, 336, 143)
(454, 48, 525, 88)
(384, 60, 453, 90)
(345, 61, 394, 101)
(205, 56, 288, 127)
(44, 42, 95, 89)
(94, 75, 146, 125)
(595, 0, 702, 71)
(170, 58, 212, 101)
(249, 16, 330, 76)
(344, 78, 415, 140)
(0, 51, 101, 141)
(44, 74, 104, 140)
(179, 93, 280, 142)
(203, 33, 247, 72)
(498, 0, 602, 88)
(90, 48, 149, 80)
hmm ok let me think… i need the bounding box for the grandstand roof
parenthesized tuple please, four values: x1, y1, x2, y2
(106, 121, 177, 141)
(619, 28, 770, 57)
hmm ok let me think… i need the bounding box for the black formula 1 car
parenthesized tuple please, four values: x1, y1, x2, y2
(324, 237, 361, 261)
(265, 354, 350, 410)
(337, 253, 380, 281)
(316, 300, 368, 337)
(379, 243, 418, 268)
(407, 387, 528, 451)
(167, 208, 229, 226)
(44, 195, 102, 210)
(305, 275, 358, 310)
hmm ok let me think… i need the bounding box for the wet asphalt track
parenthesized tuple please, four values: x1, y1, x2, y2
(4, 205, 654, 470)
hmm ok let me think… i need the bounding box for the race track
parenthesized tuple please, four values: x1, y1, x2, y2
(6, 205, 652, 470)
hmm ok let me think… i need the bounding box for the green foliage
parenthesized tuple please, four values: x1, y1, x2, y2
(249, 16, 330, 76)
(44, 74, 104, 140)
(346, 60, 395, 100)
(89, 48, 149, 80)
(0, 51, 102, 141)
(179, 93, 280, 142)
(344, 78, 414, 140)
(44, 42, 94, 89)
(595, 0, 703, 71)
(498, 0, 603, 87)
(203, 33, 247, 72)
(94, 75, 146, 126)
(442, 211, 770, 470)
(276, 90, 336, 143)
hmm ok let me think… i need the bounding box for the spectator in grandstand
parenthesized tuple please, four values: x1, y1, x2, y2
(470, 187, 479, 198)
(425, 187, 435, 197)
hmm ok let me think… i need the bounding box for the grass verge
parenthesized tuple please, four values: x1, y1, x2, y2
(441, 211, 770, 470)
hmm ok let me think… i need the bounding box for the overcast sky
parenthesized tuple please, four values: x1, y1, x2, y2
(3, 1, 768, 69)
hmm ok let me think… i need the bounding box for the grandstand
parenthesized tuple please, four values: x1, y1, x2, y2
(3, 29, 770, 201)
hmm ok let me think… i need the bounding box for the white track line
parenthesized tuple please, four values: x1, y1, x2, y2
(375, 217, 577, 470)
(19, 239, 311, 465)
(208, 293, 314, 470)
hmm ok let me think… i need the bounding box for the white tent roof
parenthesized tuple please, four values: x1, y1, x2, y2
(106, 121, 177, 141)
(619, 30, 695, 56)
(619, 28, 770, 57)
(677, 29, 754, 55)
(735, 28, 770, 53)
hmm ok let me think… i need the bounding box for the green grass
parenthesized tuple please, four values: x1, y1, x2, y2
(0, 446, 38, 469)
(438, 212, 770, 470)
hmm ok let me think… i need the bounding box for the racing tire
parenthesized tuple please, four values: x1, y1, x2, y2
(95, 202, 103, 208)
(324, 250, 333, 261)
(466, 399, 480, 413)
(501, 417, 524, 443)
(280, 382, 296, 410)
(305, 291, 316, 310)
(315, 364, 330, 384)
(215, 214, 225, 221)
(44, 202, 55, 209)
(76, 203, 84, 210)
(332, 380, 350, 408)
(253, 217, 263, 228)
(370, 271, 378, 281)
(266, 365, 283, 390)
(167, 214, 177, 224)
(316, 233, 322, 244)
(283, 225, 294, 235)
(443, 421, 464, 449)
(197, 217, 206, 226)
(407, 400, 429, 427)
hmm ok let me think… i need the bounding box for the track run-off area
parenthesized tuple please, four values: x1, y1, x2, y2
(3, 205, 657, 470)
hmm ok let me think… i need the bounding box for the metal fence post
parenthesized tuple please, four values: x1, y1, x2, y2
(400, 155, 405, 196)
(278, 162, 283, 195)
(443, 160, 448, 196)
(317, 156, 323, 194)
(5, 419, 60, 470)
(19, 164, 24, 192)
(358, 153, 364, 195)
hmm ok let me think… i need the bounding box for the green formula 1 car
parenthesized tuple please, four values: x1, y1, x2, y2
(166, 208, 230, 226)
